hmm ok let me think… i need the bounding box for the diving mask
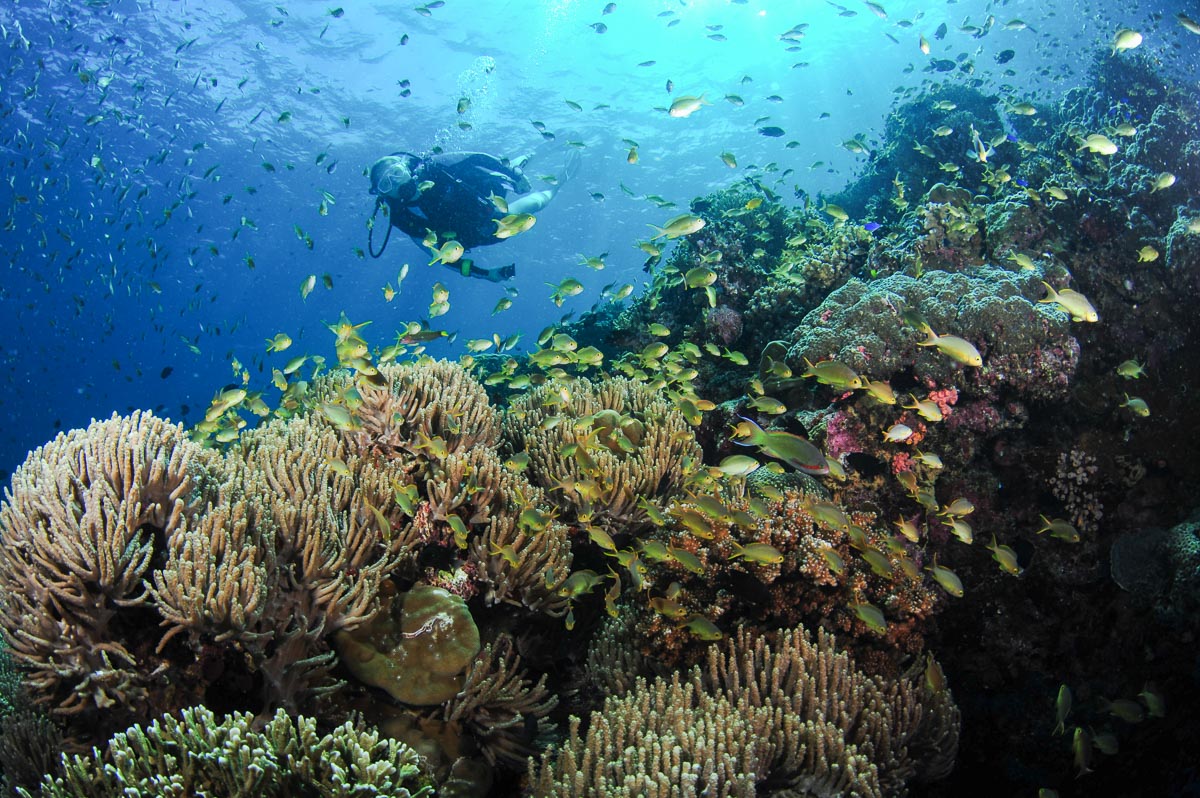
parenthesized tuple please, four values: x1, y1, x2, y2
(370, 156, 417, 201)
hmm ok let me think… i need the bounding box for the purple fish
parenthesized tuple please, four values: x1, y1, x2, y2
(863, 222, 881, 232)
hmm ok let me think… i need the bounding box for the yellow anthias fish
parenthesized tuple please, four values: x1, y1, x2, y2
(1039, 281, 1098, 322)
(265, 333, 292, 352)
(1078, 133, 1118, 155)
(668, 94, 709, 118)
(917, 329, 983, 366)
(1120, 393, 1150, 417)
(729, 541, 785, 565)
(494, 213, 536, 239)
(1149, 172, 1175, 192)
(648, 213, 705, 240)
(801, 357, 863, 389)
(1111, 28, 1142, 55)
(927, 557, 964, 597)
(1008, 252, 1037, 270)
(1116, 359, 1146, 379)
(428, 240, 464, 265)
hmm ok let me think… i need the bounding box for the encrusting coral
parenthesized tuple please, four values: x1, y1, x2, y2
(529, 624, 959, 797)
(21, 705, 432, 798)
(334, 584, 481, 707)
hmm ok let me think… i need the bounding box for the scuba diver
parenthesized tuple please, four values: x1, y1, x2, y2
(367, 149, 581, 281)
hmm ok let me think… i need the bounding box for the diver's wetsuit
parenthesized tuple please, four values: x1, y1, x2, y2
(381, 151, 528, 250)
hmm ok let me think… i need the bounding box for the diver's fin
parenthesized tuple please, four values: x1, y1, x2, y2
(563, 150, 582, 182)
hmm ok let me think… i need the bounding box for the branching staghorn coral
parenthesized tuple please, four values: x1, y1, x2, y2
(235, 414, 415, 636)
(503, 376, 701, 530)
(149, 492, 275, 653)
(22, 706, 433, 798)
(531, 673, 770, 798)
(702, 626, 960, 794)
(530, 625, 959, 797)
(332, 360, 573, 616)
(583, 611, 649, 698)
(438, 634, 557, 770)
(0, 405, 441, 744)
(0, 412, 214, 723)
(0, 708, 65, 795)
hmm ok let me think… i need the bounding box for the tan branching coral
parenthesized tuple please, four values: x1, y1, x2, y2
(504, 376, 701, 529)
(703, 626, 960, 794)
(0, 405, 442, 741)
(583, 612, 648, 697)
(0, 411, 213, 720)
(424, 446, 511, 525)
(531, 673, 793, 798)
(438, 634, 557, 770)
(349, 359, 501, 461)
(236, 414, 415, 636)
(530, 625, 959, 797)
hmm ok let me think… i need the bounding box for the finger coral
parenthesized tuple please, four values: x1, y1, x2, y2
(349, 359, 501, 460)
(529, 624, 959, 797)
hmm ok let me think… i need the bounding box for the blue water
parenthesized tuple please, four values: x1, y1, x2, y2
(0, 0, 1192, 476)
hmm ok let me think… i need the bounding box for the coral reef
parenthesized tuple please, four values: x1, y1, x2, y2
(1110, 510, 1200, 630)
(0, 709, 63, 795)
(628, 480, 941, 670)
(784, 267, 1077, 399)
(436, 634, 557, 770)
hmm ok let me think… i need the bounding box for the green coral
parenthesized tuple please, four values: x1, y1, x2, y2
(334, 585, 481, 706)
(21, 706, 432, 798)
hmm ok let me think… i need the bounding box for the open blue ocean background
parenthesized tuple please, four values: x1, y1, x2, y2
(0, 0, 1194, 477)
